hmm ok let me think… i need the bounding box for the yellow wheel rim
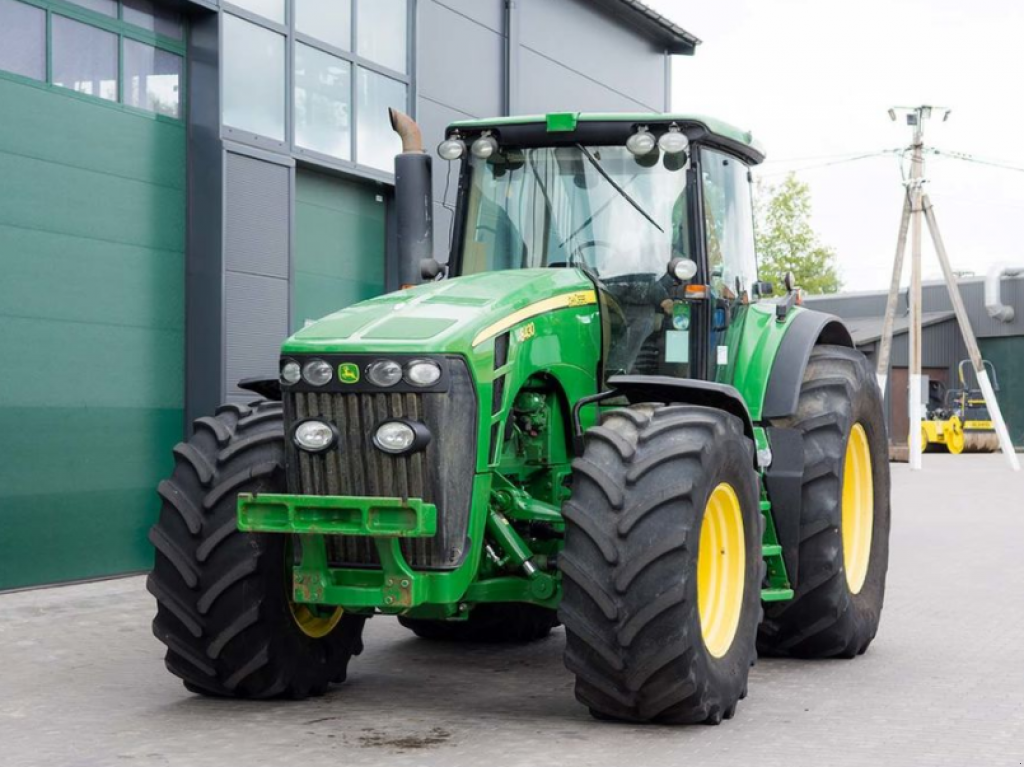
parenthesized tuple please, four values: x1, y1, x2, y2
(290, 601, 344, 639)
(697, 483, 746, 658)
(945, 417, 965, 455)
(841, 423, 874, 595)
(286, 540, 343, 639)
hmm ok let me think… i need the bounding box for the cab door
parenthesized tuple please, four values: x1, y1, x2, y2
(697, 147, 759, 383)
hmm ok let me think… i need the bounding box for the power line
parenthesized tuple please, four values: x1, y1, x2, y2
(755, 150, 898, 178)
(929, 148, 1024, 174)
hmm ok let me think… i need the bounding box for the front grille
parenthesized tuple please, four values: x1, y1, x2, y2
(283, 357, 477, 569)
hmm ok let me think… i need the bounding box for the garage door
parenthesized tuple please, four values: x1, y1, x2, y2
(0, 1, 186, 589)
(979, 337, 1024, 447)
(293, 169, 387, 328)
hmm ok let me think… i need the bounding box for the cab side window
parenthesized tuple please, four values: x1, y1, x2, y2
(700, 149, 757, 303)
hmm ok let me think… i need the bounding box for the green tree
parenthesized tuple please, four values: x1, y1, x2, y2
(755, 173, 841, 295)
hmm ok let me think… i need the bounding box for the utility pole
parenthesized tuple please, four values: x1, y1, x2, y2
(876, 106, 1020, 472)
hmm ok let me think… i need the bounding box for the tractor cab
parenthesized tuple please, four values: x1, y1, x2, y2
(435, 113, 765, 384)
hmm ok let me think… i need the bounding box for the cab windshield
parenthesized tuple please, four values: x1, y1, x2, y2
(458, 145, 691, 279)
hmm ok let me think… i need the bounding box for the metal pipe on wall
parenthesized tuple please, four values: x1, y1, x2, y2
(984, 264, 1024, 323)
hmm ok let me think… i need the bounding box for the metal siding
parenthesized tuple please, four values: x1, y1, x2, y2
(517, 0, 666, 112)
(978, 337, 1024, 446)
(0, 77, 185, 590)
(225, 270, 290, 395)
(293, 169, 387, 328)
(224, 152, 290, 279)
(418, 0, 504, 120)
(807, 276, 1024, 340)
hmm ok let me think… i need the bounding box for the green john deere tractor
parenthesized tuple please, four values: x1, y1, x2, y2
(148, 110, 890, 724)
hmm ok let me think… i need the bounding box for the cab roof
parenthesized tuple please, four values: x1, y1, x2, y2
(447, 112, 766, 165)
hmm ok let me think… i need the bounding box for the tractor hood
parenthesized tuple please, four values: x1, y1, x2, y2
(282, 268, 597, 357)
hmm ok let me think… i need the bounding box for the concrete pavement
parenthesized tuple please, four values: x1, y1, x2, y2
(1, 454, 1022, 767)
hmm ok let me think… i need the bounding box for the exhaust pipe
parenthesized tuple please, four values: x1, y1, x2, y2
(389, 108, 434, 287)
(984, 263, 1024, 323)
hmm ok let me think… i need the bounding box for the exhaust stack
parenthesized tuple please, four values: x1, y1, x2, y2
(389, 108, 434, 287)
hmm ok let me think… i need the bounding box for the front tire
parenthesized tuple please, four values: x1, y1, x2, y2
(758, 345, 891, 658)
(148, 401, 366, 699)
(560, 404, 761, 724)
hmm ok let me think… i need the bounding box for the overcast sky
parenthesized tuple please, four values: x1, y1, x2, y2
(645, 0, 1024, 292)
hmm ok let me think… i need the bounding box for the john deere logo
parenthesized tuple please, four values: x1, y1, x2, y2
(338, 363, 360, 384)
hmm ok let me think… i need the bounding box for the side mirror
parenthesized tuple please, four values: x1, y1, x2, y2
(753, 280, 774, 297)
(783, 271, 797, 293)
(420, 258, 446, 281)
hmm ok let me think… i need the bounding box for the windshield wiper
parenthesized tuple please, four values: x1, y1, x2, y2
(575, 143, 664, 234)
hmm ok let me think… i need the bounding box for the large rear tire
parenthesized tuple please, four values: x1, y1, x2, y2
(148, 401, 366, 699)
(560, 404, 762, 724)
(759, 345, 891, 658)
(398, 603, 558, 643)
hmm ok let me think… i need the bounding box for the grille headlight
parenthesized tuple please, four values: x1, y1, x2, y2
(280, 360, 301, 386)
(405, 360, 442, 386)
(367, 359, 402, 388)
(374, 421, 416, 453)
(302, 359, 333, 387)
(373, 419, 431, 455)
(293, 420, 336, 452)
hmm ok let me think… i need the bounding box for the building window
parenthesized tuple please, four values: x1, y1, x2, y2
(295, 0, 350, 51)
(355, 0, 407, 74)
(0, 1, 186, 119)
(356, 67, 406, 172)
(65, 0, 116, 17)
(223, 14, 286, 141)
(295, 43, 351, 160)
(228, 0, 285, 25)
(124, 39, 182, 118)
(123, 0, 183, 41)
(0, 0, 46, 82)
(52, 15, 119, 102)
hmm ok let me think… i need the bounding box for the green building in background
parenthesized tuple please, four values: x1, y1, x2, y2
(0, 0, 698, 589)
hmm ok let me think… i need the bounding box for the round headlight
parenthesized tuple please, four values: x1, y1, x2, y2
(438, 138, 466, 161)
(658, 129, 689, 154)
(294, 420, 336, 452)
(374, 421, 416, 454)
(671, 257, 699, 282)
(626, 130, 656, 156)
(471, 135, 498, 159)
(302, 359, 333, 387)
(280, 360, 301, 386)
(405, 360, 442, 386)
(367, 359, 402, 388)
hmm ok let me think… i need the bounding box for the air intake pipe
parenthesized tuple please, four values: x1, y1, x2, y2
(984, 263, 1024, 323)
(389, 108, 435, 287)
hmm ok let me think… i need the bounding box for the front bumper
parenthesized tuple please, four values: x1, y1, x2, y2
(238, 492, 438, 610)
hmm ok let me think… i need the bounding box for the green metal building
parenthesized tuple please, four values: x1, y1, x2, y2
(0, 0, 698, 589)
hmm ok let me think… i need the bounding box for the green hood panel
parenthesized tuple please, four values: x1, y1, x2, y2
(282, 269, 597, 356)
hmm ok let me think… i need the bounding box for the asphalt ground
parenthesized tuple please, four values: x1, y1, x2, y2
(1, 454, 1022, 767)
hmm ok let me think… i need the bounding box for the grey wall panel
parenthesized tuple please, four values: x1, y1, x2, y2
(518, 0, 666, 111)
(418, 1, 504, 119)
(517, 48, 654, 114)
(224, 152, 290, 279)
(430, 0, 504, 33)
(807, 276, 1024, 340)
(185, 10, 224, 425)
(224, 270, 289, 396)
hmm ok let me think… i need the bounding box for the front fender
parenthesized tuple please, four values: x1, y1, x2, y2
(727, 305, 853, 422)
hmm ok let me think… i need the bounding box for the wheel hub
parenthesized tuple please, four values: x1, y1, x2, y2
(841, 423, 874, 594)
(697, 483, 745, 658)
